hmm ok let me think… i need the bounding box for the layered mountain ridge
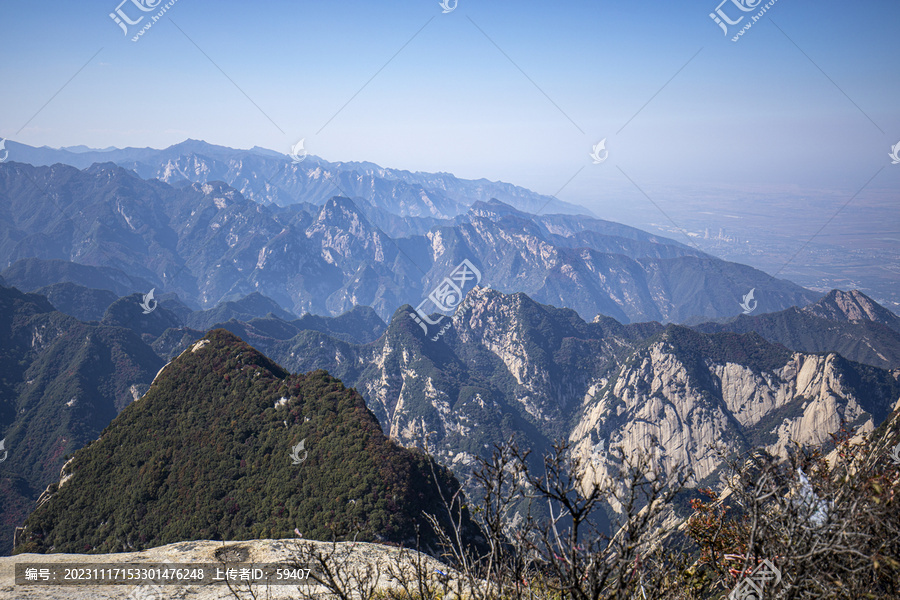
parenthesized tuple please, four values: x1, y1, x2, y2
(0, 161, 817, 324)
(162, 287, 898, 518)
(1, 278, 898, 556)
(3, 139, 588, 218)
(2, 139, 897, 565)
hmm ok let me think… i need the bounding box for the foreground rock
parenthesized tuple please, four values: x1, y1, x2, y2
(1, 538, 451, 599)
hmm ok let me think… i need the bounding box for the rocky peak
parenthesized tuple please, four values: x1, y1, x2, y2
(307, 196, 378, 239)
(805, 289, 900, 330)
(466, 199, 527, 219)
(571, 334, 898, 517)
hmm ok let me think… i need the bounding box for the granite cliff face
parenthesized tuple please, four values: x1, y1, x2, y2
(255, 288, 900, 511)
(569, 334, 895, 514)
(804, 289, 900, 328)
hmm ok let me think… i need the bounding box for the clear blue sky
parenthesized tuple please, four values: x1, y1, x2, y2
(2, 0, 899, 209)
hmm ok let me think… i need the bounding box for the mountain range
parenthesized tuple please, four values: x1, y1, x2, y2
(0, 159, 817, 324)
(2, 284, 900, 551)
(1, 275, 898, 556)
(227, 287, 900, 514)
(1, 139, 898, 566)
(4, 250, 900, 548)
(2, 139, 588, 218)
(73, 283, 891, 525)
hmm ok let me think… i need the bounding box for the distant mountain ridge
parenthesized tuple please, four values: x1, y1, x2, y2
(0, 268, 387, 349)
(3, 139, 590, 218)
(804, 289, 900, 330)
(695, 289, 900, 369)
(33, 282, 118, 322)
(183, 292, 297, 330)
(0, 162, 818, 323)
(1, 258, 155, 299)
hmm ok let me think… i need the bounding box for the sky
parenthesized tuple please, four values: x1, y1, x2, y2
(2, 0, 899, 219)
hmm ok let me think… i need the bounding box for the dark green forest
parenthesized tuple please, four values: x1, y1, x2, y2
(13, 329, 479, 555)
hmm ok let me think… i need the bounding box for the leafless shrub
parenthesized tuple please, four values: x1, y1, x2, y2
(686, 425, 900, 599)
(287, 537, 384, 600)
(224, 424, 899, 600)
(418, 439, 690, 600)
